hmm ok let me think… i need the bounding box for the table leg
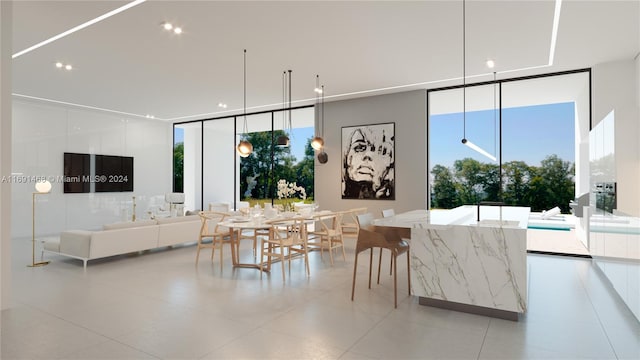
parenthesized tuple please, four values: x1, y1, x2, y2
(229, 228, 238, 265)
(235, 229, 242, 263)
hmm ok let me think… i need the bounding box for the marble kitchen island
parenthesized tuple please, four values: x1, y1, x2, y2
(373, 205, 530, 320)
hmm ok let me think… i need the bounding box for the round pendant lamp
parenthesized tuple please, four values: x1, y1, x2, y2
(236, 49, 253, 157)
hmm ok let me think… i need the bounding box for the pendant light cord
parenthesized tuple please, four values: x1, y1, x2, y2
(243, 49, 247, 135)
(462, 0, 466, 140)
(321, 85, 325, 138)
(493, 71, 497, 157)
(315, 75, 320, 137)
(288, 70, 292, 134)
(282, 71, 286, 131)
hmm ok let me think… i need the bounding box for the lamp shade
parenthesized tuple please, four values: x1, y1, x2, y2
(317, 150, 328, 164)
(236, 140, 253, 157)
(310, 136, 324, 150)
(276, 135, 290, 147)
(34, 180, 52, 193)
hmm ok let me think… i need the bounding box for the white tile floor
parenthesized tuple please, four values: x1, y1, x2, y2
(2, 235, 639, 360)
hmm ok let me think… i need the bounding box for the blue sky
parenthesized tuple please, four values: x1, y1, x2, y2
(430, 102, 575, 168)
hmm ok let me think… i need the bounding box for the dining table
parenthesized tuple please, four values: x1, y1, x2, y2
(218, 210, 330, 270)
(218, 216, 271, 270)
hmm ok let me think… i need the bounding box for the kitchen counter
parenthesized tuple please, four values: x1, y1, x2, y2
(373, 205, 530, 320)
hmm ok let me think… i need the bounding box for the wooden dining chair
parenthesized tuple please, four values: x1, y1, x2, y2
(378, 208, 397, 283)
(308, 212, 346, 265)
(196, 211, 230, 269)
(260, 217, 310, 282)
(208, 202, 230, 213)
(340, 207, 367, 238)
(351, 213, 410, 308)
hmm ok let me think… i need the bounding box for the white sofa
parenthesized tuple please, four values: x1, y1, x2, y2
(43, 215, 201, 269)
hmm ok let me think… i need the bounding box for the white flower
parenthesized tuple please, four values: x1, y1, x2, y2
(277, 179, 306, 200)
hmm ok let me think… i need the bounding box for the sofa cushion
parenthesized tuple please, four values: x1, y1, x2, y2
(43, 238, 61, 252)
(103, 219, 157, 230)
(156, 215, 201, 247)
(59, 230, 93, 258)
(91, 226, 159, 258)
(156, 215, 199, 225)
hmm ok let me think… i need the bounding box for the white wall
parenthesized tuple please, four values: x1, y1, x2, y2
(1, 0, 12, 311)
(203, 120, 235, 209)
(182, 123, 202, 211)
(11, 99, 173, 238)
(315, 90, 427, 216)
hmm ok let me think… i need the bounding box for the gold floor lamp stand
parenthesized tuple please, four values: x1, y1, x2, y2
(29, 183, 51, 267)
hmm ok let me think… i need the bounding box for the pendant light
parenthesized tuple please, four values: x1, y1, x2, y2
(236, 49, 253, 157)
(460, 0, 496, 162)
(276, 70, 292, 147)
(310, 74, 325, 150)
(316, 84, 328, 164)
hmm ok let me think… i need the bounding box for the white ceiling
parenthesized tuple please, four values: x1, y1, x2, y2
(11, 0, 640, 122)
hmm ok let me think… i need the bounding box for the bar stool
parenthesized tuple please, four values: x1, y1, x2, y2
(351, 213, 410, 308)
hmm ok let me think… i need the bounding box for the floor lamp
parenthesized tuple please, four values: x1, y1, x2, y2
(29, 180, 51, 267)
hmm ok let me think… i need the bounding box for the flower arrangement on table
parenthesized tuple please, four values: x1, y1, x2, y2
(276, 179, 306, 212)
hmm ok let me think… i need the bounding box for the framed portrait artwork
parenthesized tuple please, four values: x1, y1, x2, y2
(341, 122, 395, 199)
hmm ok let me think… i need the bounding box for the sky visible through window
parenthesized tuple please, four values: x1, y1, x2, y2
(430, 102, 575, 168)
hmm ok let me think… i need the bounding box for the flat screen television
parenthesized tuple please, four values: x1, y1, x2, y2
(63, 152, 134, 193)
(63, 152, 90, 193)
(95, 155, 134, 192)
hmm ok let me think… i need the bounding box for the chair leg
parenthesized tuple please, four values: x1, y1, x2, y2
(377, 248, 383, 284)
(195, 243, 201, 266)
(260, 240, 266, 280)
(351, 251, 359, 301)
(328, 237, 334, 265)
(253, 236, 257, 258)
(407, 251, 411, 295)
(304, 249, 310, 276)
(280, 246, 286, 283)
(340, 237, 346, 261)
(219, 240, 223, 271)
(368, 248, 374, 289)
(393, 251, 398, 308)
(316, 235, 324, 260)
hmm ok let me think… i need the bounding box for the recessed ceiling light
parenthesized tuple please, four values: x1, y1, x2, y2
(162, 22, 173, 30)
(218, 102, 227, 108)
(486, 59, 495, 69)
(55, 62, 73, 70)
(145, 114, 155, 119)
(173, 27, 182, 34)
(314, 87, 323, 94)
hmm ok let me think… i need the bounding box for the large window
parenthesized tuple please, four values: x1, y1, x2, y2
(173, 106, 314, 211)
(429, 84, 500, 208)
(429, 70, 591, 256)
(428, 71, 589, 213)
